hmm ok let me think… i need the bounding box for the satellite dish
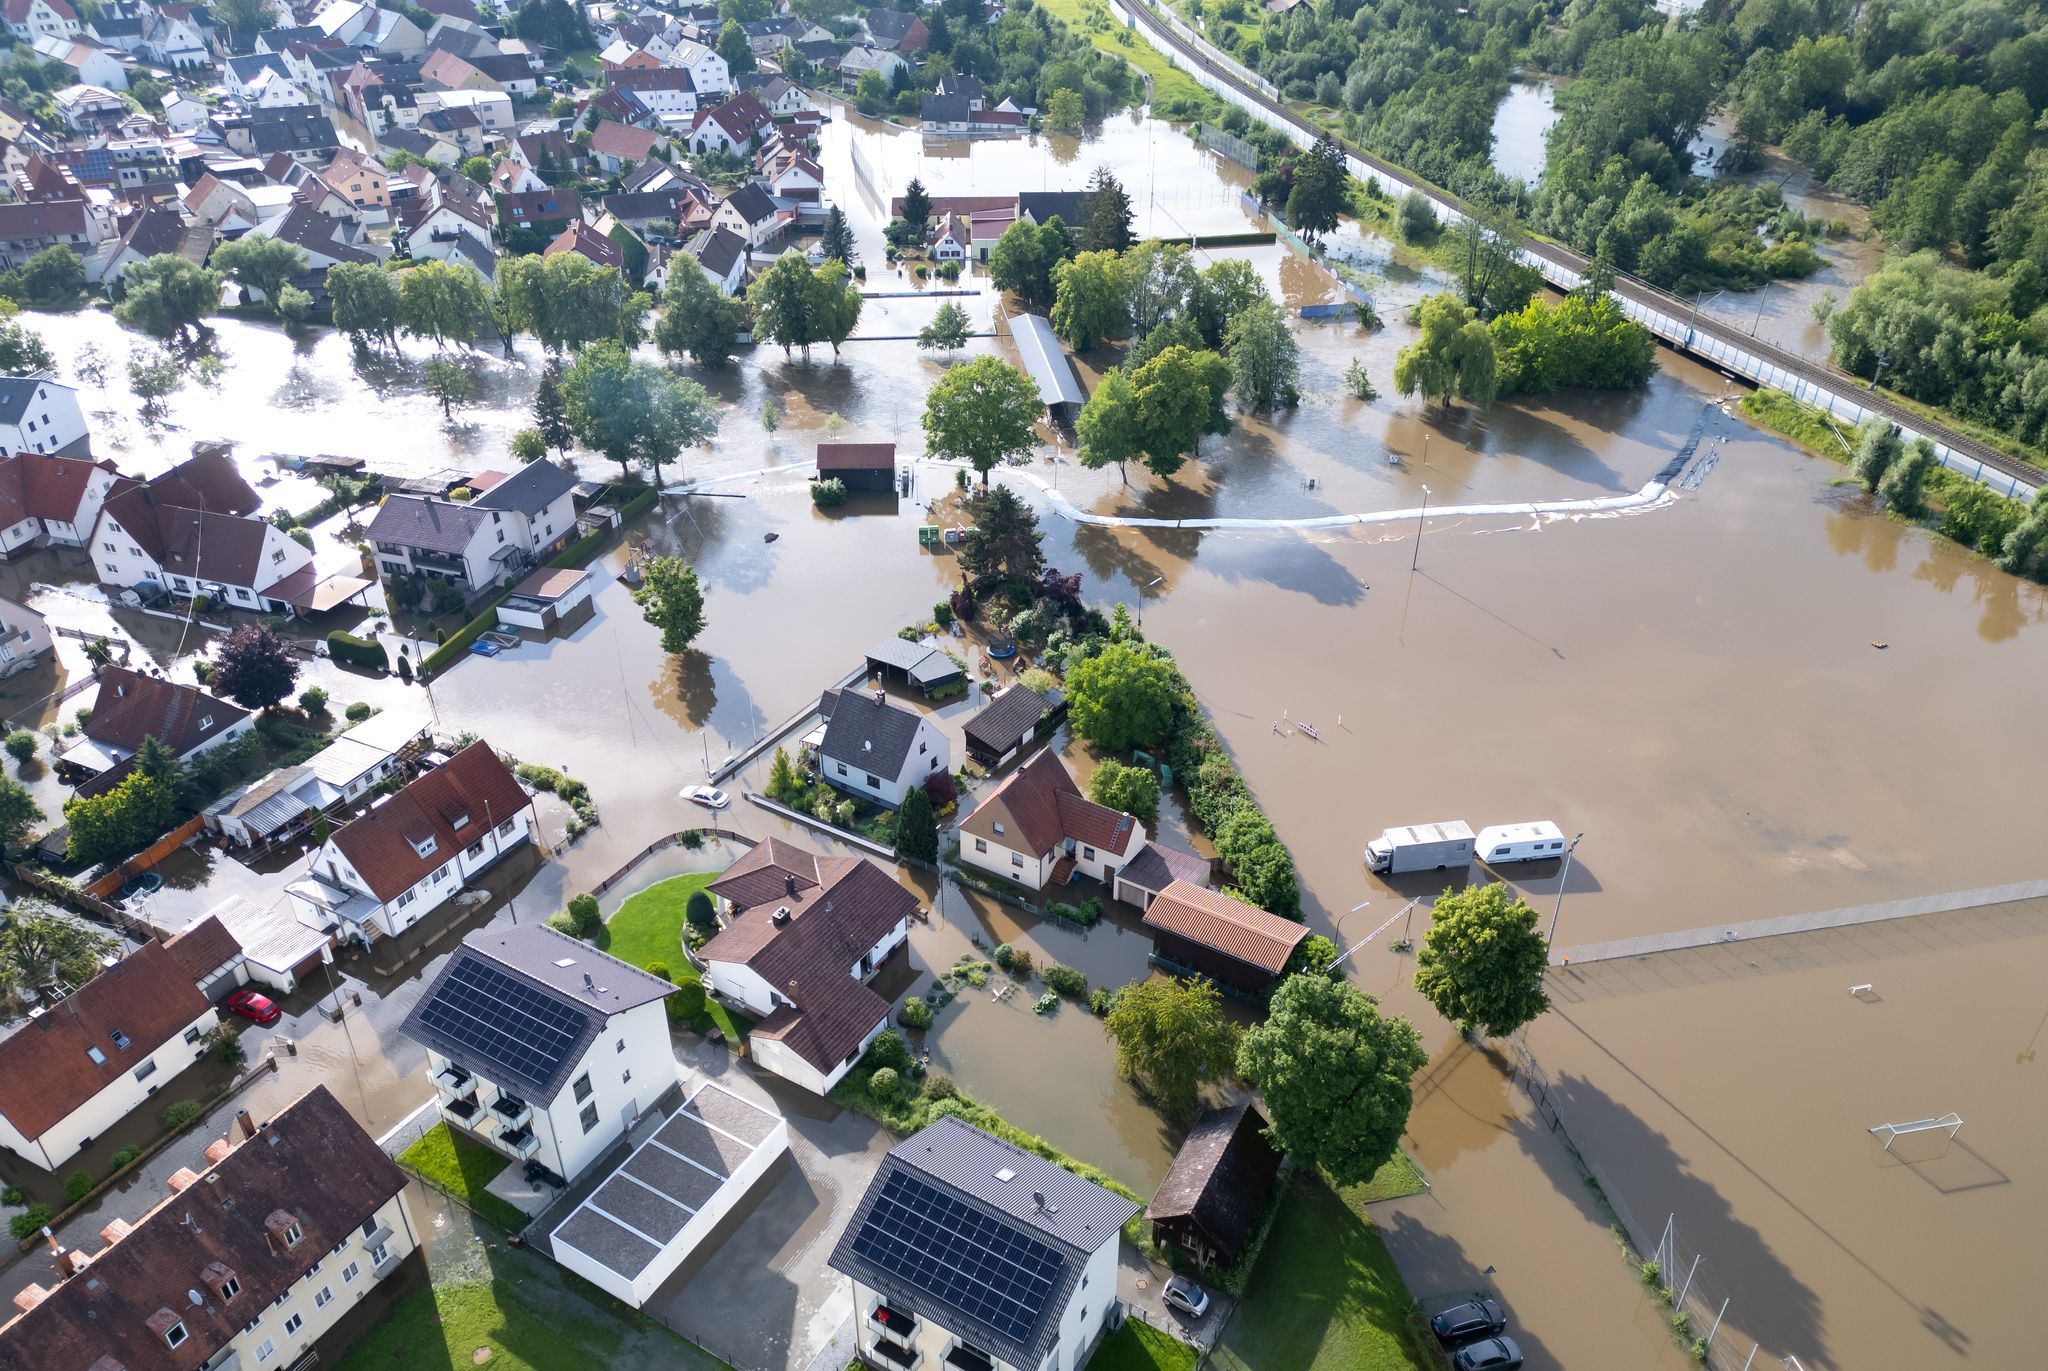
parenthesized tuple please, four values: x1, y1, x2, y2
(188, 1289, 204, 1306)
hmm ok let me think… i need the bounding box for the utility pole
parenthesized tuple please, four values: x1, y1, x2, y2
(1546, 832, 1584, 949)
(1410, 484, 1431, 572)
(1749, 280, 1771, 337)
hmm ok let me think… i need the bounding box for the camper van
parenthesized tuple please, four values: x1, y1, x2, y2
(1475, 821, 1568, 865)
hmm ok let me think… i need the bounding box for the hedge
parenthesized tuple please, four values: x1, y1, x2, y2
(421, 603, 503, 676)
(326, 631, 389, 670)
(551, 529, 606, 569)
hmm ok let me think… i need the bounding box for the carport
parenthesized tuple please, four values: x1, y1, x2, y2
(548, 1083, 789, 1307)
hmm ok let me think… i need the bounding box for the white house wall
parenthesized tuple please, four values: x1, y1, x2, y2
(218, 1191, 419, 1370)
(962, 833, 1052, 890)
(9, 1006, 219, 1170)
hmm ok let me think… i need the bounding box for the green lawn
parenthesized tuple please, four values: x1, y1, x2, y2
(1209, 1174, 1430, 1371)
(397, 1124, 528, 1233)
(1350, 1150, 1428, 1205)
(1088, 1319, 1199, 1371)
(602, 873, 751, 1041)
(1037, 0, 1221, 120)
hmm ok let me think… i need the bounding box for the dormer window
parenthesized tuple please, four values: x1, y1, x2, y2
(409, 835, 438, 858)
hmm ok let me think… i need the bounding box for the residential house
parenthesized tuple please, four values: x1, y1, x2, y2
(183, 172, 297, 231)
(404, 171, 495, 266)
(686, 223, 746, 295)
(0, 377, 90, 456)
(0, 595, 50, 677)
(89, 481, 317, 611)
(759, 146, 822, 204)
(1139, 880, 1310, 997)
(738, 15, 828, 57)
(686, 91, 769, 157)
(837, 44, 906, 93)
(316, 146, 390, 211)
(587, 117, 663, 174)
(50, 83, 125, 132)
(862, 8, 927, 53)
(495, 184, 580, 238)
(161, 910, 253, 1000)
(664, 36, 729, 96)
(95, 202, 200, 283)
(30, 33, 127, 89)
(1145, 1100, 1284, 1269)
(162, 88, 209, 130)
(814, 684, 950, 808)
(605, 65, 700, 125)
(204, 707, 429, 850)
(546, 218, 625, 269)
(956, 750, 1145, 891)
(0, 450, 119, 555)
(597, 38, 660, 71)
(0, 940, 219, 1171)
(1, 0, 78, 44)
(417, 86, 512, 135)
(0, 1087, 419, 1371)
(601, 186, 692, 236)
(226, 50, 297, 102)
(469, 452, 577, 562)
(58, 666, 254, 784)
(929, 210, 970, 261)
(934, 73, 984, 107)
(402, 924, 677, 1183)
(828, 1117, 1139, 1371)
(489, 156, 545, 195)
(143, 1, 210, 67)
(366, 463, 572, 591)
(145, 445, 260, 518)
(739, 74, 813, 116)
(711, 179, 780, 248)
(252, 200, 385, 269)
(221, 105, 341, 164)
(287, 740, 533, 946)
(816, 442, 896, 494)
(961, 682, 1060, 769)
(699, 839, 917, 1094)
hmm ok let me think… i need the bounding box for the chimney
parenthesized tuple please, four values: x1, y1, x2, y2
(11, 1284, 48, 1314)
(203, 1138, 233, 1165)
(99, 1218, 133, 1247)
(772, 906, 790, 926)
(235, 1109, 256, 1142)
(167, 1168, 201, 1195)
(55, 1249, 90, 1278)
(785, 873, 795, 896)
(42, 1229, 62, 1256)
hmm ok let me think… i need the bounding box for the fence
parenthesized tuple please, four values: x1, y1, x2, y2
(1196, 123, 1261, 170)
(84, 815, 208, 899)
(585, 827, 756, 902)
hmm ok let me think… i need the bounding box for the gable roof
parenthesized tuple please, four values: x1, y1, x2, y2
(85, 665, 250, 756)
(958, 750, 1140, 858)
(816, 442, 894, 473)
(588, 118, 658, 160)
(1144, 1100, 1283, 1261)
(163, 914, 242, 982)
(719, 179, 775, 226)
(0, 940, 208, 1142)
(99, 484, 283, 591)
(472, 458, 574, 517)
(0, 197, 91, 243)
(1116, 839, 1211, 896)
(828, 1117, 1136, 1370)
(0, 1087, 404, 1371)
(693, 91, 768, 140)
(0, 449, 101, 526)
(147, 445, 260, 517)
(365, 492, 492, 553)
(545, 218, 624, 268)
(817, 686, 926, 776)
(962, 683, 1050, 755)
(327, 742, 526, 903)
(1141, 880, 1308, 974)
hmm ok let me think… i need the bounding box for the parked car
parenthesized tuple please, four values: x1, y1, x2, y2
(1430, 1299, 1506, 1345)
(1452, 1336, 1524, 1370)
(681, 784, 730, 810)
(226, 989, 280, 1026)
(1161, 1275, 1209, 1319)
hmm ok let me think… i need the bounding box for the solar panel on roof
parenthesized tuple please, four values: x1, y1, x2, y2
(417, 957, 586, 1090)
(849, 1170, 1063, 1345)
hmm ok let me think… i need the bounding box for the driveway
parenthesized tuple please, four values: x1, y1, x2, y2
(1118, 1244, 1232, 1351)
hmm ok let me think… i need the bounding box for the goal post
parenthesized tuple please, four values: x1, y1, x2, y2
(1867, 1113, 1963, 1152)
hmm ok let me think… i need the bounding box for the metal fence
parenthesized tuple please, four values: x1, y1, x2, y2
(1197, 124, 1261, 170)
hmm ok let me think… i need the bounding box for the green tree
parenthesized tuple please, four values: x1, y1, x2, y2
(1128, 344, 1231, 478)
(126, 347, 183, 412)
(1850, 418, 1901, 492)
(1394, 295, 1498, 409)
(917, 300, 972, 356)
(1065, 642, 1179, 751)
(957, 483, 1044, 585)
(1397, 190, 1438, 241)
(423, 355, 477, 420)
(1414, 882, 1551, 1038)
(0, 900, 116, 1009)
(901, 177, 933, 235)
(64, 772, 174, 866)
(1086, 758, 1159, 825)
(810, 258, 863, 357)
(1282, 934, 1340, 981)
(1192, 257, 1266, 349)
(115, 256, 220, 341)
(0, 318, 53, 377)
(1285, 137, 1348, 242)
(1079, 165, 1134, 253)
(213, 625, 301, 711)
(397, 260, 491, 348)
(0, 775, 43, 856)
(275, 285, 312, 328)
(212, 235, 309, 316)
(987, 218, 1073, 308)
(533, 358, 574, 454)
(1237, 973, 1427, 1186)
(6, 247, 83, 309)
(632, 556, 706, 654)
(655, 261, 745, 369)
(208, 0, 276, 31)
(749, 251, 820, 359)
(1045, 88, 1086, 133)
(1049, 249, 1129, 351)
(897, 784, 938, 861)
(766, 745, 802, 802)
(1123, 240, 1197, 338)
(1224, 296, 1300, 412)
(560, 340, 718, 482)
(1104, 977, 1239, 1123)
(1451, 200, 1525, 316)
(510, 427, 548, 463)
(1077, 367, 1143, 483)
(133, 734, 182, 794)
(327, 263, 400, 347)
(819, 205, 856, 264)
(921, 355, 1042, 486)
(1489, 289, 1657, 395)
(1877, 437, 1936, 516)
(496, 253, 645, 353)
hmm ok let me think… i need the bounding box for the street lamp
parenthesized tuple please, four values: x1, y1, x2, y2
(1410, 485, 1430, 572)
(1546, 832, 1585, 949)
(1136, 574, 1163, 633)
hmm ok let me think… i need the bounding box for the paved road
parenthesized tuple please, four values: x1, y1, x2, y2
(1119, 0, 2044, 497)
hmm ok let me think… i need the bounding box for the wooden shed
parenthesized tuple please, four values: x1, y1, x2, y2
(1140, 880, 1309, 998)
(1146, 1101, 1284, 1269)
(816, 441, 897, 493)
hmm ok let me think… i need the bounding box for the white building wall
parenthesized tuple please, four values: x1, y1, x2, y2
(961, 832, 1053, 890)
(14, 1005, 220, 1170)
(221, 1190, 420, 1370)
(0, 381, 89, 455)
(545, 999, 677, 1182)
(703, 959, 779, 1018)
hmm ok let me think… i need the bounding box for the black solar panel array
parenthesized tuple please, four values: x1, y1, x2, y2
(850, 1169, 1063, 1343)
(417, 957, 586, 1091)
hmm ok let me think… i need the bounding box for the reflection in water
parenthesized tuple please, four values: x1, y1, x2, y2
(1489, 81, 1558, 188)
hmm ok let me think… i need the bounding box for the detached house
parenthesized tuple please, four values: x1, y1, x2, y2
(0, 1087, 418, 1371)
(402, 924, 678, 1183)
(0, 378, 87, 457)
(0, 449, 116, 555)
(699, 839, 917, 1094)
(587, 117, 664, 175)
(828, 1117, 1139, 1371)
(287, 740, 533, 946)
(1139, 880, 1310, 998)
(957, 750, 1145, 892)
(367, 461, 575, 593)
(59, 666, 254, 788)
(815, 685, 950, 809)
(687, 224, 747, 295)
(0, 940, 218, 1171)
(2, 0, 78, 44)
(711, 179, 781, 248)
(686, 91, 769, 157)
(90, 482, 316, 611)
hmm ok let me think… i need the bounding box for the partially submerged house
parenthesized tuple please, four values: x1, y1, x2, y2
(815, 441, 895, 493)
(1111, 839, 1212, 911)
(962, 682, 1061, 770)
(861, 636, 964, 699)
(956, 751, 1144, 892)
(815, 685, 950, 808)
(1145, 1100, 1284, 1269)
(1139, 880, 1310, 998)
(59, 666, 254, 793)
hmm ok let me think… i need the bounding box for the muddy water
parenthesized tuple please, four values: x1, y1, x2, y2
(1489, 80, 1558, 189)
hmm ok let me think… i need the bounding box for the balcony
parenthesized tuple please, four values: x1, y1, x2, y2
(372, 1246, 405, 1279)
(439, 1096, 481, 1127)
(496, 1124, 539, 1160)
(489, 1094, 531, 1131)
(943, 1343, 993, 1371)
(433, 1064, 475, 1098)
(865, 1336, 919, 1371)
(868, 1301, 919, 1344)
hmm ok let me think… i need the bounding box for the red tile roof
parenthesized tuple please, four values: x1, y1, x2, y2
(329, 742, 529, 903)
(85, 665, 250, 757)
(163, 916, 241, 984)
(0, 452, 103, 528)
(544, 219, 624, 268)
(0, 941, 209, 1142)
(815, 442, 895, 473)
(588, 118, 660, 161)
(146, 445, 260, 517)
(1141, 881, 1308, 975)
(958, 751, 1139, 858)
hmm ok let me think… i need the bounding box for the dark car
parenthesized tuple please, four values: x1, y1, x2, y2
(1431, 1299, 1507, 1345)
(1452, 1336, 1524, 1370)
(226, 989, 281, 1026)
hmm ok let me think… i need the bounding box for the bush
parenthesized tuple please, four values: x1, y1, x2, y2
(925, 1072, 957, 1100)
(1008, 949, 1035, 979)
(1089, 985, 1119, 1016)
(560, 892, 601, 937)
(870, 1066, 902, 1099)
(344, 701, 373, 722)
(63, 1171, 94, 1204)
(810, 478, 848, 508)
(901, 995, 935, 1029)
(1033, 991, 1059, 1014)
(3, 730, 35, 763)
(672, 976, 706, 1021)
(0, 1186, 21, 1206)
(297, 686, 328, 713)
(9, 1206, 52, 1240)
(933, 599, 954, 628)
(1043, 965, 1089, 998)
(867, 1028, 913, 1074)
(160, 1100, 203, 1130)
(108, 1145, 141, 1172)
(686, 889, 718, 934)
(325, 631, 388, 670)
(992, 942, 1015, 969)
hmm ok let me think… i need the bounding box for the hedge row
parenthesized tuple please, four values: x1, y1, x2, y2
(421, 601, 504, 676)
(326, 630, 388, 670)
(1166, 686, 1302, 918)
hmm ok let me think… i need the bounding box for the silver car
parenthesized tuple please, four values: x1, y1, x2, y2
(1161, 1275, 1209, 1318)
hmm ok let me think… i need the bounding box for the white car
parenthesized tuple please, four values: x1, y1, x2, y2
(1161, 1275, 1209, 1319)
(681, 784, 730, 810)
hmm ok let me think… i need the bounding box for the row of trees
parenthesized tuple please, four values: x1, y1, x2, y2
(984, 167, 1136, 306)
(1395, 275, 1657, 410)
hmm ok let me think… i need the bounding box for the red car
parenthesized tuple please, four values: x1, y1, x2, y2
(226, 989, 281, 1027)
